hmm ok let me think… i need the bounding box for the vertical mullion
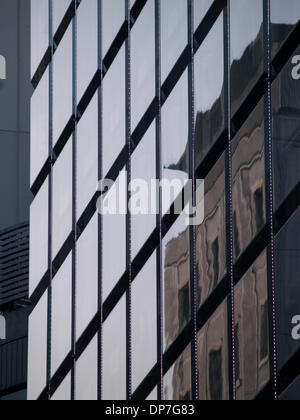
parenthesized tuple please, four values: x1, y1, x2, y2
(263, 0, 278, 401)
(224, 0, 236, 401)
(97, 0, 103, 401)
(71, 0, 77, 401)
(125, 0, 132, 401)
(46, 0, 53, 401)
(155, 0, 163, 401)
(188, 0, 198, 401)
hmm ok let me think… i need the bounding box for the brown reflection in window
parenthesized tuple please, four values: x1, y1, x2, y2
(198, 301, 229, 400)
(209, 347, 223, 400)
(164, 227, 190, 349)
(232, 99, 265, 262)
(234, 251, 270, 400)
(196, 154, 226, 308)
(164, 345, 191, 401)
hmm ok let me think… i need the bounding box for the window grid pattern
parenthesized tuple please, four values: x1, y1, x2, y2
(28, 0, 300, 400)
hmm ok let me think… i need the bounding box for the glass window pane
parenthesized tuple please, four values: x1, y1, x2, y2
(103, 296, 126, 400)
(53, 25, 72, 147)
(131, 0, 155, 130)
(161, 0, 187, 81)
(102, 0, 124, 57)
(103, 46, 125, 176)
(272, 46, 300, 208)
(131, 123, 156, 258)
(75, 337, 98, 400)
(234, 251, 270, 400)
(164, 344, 191, 400)
(271, 0, 300, 58)
(232, 99, 265, 261)
(51, 253, 72, 375)
(163, 212, 190, 351)
(102, 174, 126, 301)
(29, 178, 48, 296)
(132, 254, 157, 391)
(194, 14, 224, 167)
(52, 139, 72, 258)
(30, 68, 49, 185)
(51, 374, 71, 401)
(31, 0, 49, 78)
(77, 0, 98, 101)
(230, 0, 263, 116)
(279, 376, 300, 401)
(53, 0, 71, 35)
(76, 215, 98, 339)
(162, 70, 189, 215)
(77, 94, 98, 218)
(197, 300, 229, 400)
(275, 208, 300, 369)
(147, 388, 158, 400)
(27, 293, 47, 401)
(194, 0, 214, 29)
(196, 153, 226, 308)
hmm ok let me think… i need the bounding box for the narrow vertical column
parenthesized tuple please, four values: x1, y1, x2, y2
(224, 0, 236, 401)
(46, 0, 54, 401)
(187, 0, 198, 401)
(155, 0, 163, 400)
(97, 0, 103, 402)
(125, 0, 132, 401)
(71, 0, 78, 401)
(263, 0, 278, 401)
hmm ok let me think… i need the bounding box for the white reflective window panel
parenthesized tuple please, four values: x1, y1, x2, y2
(131, 0, 155, 130)
(102, 174, 126, 301)
(52, 140, 72, 258)
(132, 254, 157, 391)
(194, 0, 214, 29)
(103, 296, 126, 400)
(31, 0, 49, 78)
(161, 0, 188, 81)
(53, 0, 71, 35)
(161, 71, 189, 215)
(29, 178, 48, 296)
(76, 94, 98, 218)
(53, 25, 72, 147)
(102, 46, 125, 177)
(51, 374, 71, 401)
(75, 337, 98, 400)
(76, 215, 98, 339)
(77, 0, 98, 101)
(51, 253, 72, 375)
(30, 68, 49, 186)
(131, 123, 156, 258)
(27, 293, 48, 401)
(102, 0, 125, 57)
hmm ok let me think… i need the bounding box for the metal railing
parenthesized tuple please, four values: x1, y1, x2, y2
(0, 336, 27, 392)
(0, 223, 29, 307)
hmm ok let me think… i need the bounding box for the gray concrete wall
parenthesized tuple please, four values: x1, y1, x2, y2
(0, 0, 32, 231)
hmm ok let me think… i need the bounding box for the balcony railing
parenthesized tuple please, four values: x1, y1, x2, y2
(0, 336, 27, 392)
(0, 223, 29, 308)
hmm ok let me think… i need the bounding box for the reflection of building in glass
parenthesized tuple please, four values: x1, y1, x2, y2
(28, 0, 300, 401)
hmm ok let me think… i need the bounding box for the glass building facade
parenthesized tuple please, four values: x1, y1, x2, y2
(28, 0, 300, 400)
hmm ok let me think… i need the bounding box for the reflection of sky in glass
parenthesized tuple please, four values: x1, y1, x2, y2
(161, 0, 187, 81)
(162, 72, 188, 168)
(102, 0, 124, 57)
(271, 0, 300, 24)
(230, 0, 262, 62)
(194, 0, 214, 29)
(195, 15, 223, 113)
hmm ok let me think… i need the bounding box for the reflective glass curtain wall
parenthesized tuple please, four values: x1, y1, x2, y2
(28, 0, 300, 400)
